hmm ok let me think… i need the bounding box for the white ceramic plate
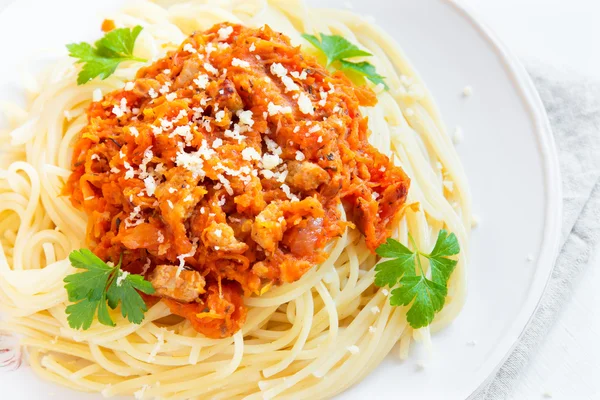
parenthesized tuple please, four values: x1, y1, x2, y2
(0, 0, 561, 399)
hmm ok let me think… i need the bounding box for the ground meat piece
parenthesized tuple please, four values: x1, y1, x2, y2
(285, 161, 330, 191)
(202, 222, 249, 253)
(173, 57, 201, 89)
(251, 202, 286, 252)
(149, 264, 206, 303)
(282, 217, 324, 257)
(208, 79, 244, 112)
(132, 78, 161, 98)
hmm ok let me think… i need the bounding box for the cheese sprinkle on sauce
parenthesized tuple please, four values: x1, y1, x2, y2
(66, 23, 410, 338)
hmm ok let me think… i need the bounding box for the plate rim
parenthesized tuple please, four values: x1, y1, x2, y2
(441, 0, 563, 398)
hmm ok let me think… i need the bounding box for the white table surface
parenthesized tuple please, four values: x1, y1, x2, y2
(1, 1, 598, 399)
(461, 1, 600, 399)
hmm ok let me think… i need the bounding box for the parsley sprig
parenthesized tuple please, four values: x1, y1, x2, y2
(301, 33, 388, 89)
(64, 249, 155, 330)
(374, 230, 460, 328)
(67, 26, 146, 85)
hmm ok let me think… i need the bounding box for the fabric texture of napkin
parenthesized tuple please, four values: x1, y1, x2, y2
(474, 65, 600, 399)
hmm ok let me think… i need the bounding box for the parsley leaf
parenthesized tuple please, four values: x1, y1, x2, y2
(340, 60, 389, 90)
(301, 33, 372, 66)
(63, 249, 155, 330)
(107, 270, 155, 325)
(67, 26, 145, 85)
(390, 275, 447, 328)
(374, 230, 460, 329)
(424, 230, 460, 286)
(301, 32, 387, 89)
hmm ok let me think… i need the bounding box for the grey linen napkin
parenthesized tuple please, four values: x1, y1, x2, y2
(475, 65, 600, 399)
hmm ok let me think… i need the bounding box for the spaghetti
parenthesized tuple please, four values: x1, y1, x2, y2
(0, 0, 471, 398)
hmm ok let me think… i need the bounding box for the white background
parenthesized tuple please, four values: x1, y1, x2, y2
(461, 1, 600, 399)
(0, 0, 599, 399)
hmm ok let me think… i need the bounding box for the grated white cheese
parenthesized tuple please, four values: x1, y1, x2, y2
(165, 92, 177, 102)
(242, 147, 262, 161)
(147, 331, 165, 363)
(123, 161, 136, 180)
(223, 124, 247, 142)
(471, 214, 480, 228)
(215, 110, 225, 122)
(205, 42, 216, 55)
(212, 138, 223, 149)
(347, 345, 360, 354)
(297, 93, 314, 115)
(281, 183, 299, 202)
(148, 88, 158, 99)
(124, 205, 144, 228)
(260, 169, 275, 179)
(452, 126, 464, 144)
(192, 74, 209, 90)
(295, 151, 305, 161)
(91, 154, 100, 161)
(112, 98, 129, 118)
(232, 58, 250, 68)
(267, 102, 292, 116)
(159, 82, 172, 95)
(462, 85, 473, 97)
(236, 110, 254, 127)
(124, 81, 135, 91)
(218, 25, 234, 41)
(370, 306, 380, 314)
(116, 271, 129, 287)
(270, 62, 287, 78)
(92, 88, 103, 102)
(204, 62, 218, 75)
(281, 76, 299, 92)
(261, 153, 281, 170)
(129, 127, 139, 138)
(216, 173, 234, 195)
(249, 43, 256, 52)
(290, 70, 307, 80)
(183, 43, 196, 53)
(143, 176, 156, 196)
(368, 326, 376, 334)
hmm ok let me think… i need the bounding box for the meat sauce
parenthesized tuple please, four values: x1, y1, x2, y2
(65, 23, 410, 338)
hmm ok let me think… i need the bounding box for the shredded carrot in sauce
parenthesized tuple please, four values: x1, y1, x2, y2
(65, 23, 410, 338)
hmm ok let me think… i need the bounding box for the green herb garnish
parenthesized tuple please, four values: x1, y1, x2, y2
(64, 249, 155, 330)
(374, 230, 460, 328)
(67, 25, 146, 85)
(301, 33, 388, 89)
